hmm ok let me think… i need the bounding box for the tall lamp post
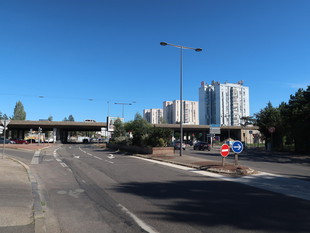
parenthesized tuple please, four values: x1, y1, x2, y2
(114, 102, 133, 120)
(160, 42, 202, 156)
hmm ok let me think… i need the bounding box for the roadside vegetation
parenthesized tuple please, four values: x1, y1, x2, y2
(110, 113, 173, 147)
(255, 86, 309, 153)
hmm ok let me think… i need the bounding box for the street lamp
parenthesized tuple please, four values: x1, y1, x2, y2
(160, 42, 202, 156)
(114, 102, 134, 120)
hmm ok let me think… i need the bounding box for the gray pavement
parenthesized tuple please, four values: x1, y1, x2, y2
(0, 156, 34, 231)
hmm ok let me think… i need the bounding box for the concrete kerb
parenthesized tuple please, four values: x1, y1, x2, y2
(6, 156, 46, 233)
(133, 154, 256, 176)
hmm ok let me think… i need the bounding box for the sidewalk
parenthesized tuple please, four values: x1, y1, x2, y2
(4, 143, 52, 151)
(0, 144, 51, 233)
(0, 156, 34, 228)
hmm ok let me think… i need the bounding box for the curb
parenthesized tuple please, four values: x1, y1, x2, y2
(134, 154, 256, 176)
(6, 156, 46, 233)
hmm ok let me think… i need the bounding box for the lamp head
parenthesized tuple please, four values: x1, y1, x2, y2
(160, 42, 168, 46)
(195, 48, 202, 52)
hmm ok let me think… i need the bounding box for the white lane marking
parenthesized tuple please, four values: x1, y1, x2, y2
(94, 156, 103, 160)
(118, 204, 159, 233)
(60, 162, 68, 168)
(132, 156, 310, 201)
(31, 151, 41, 164)
(53, 148, 72, 172)
(108, 154, 115, 159)
(105, 160, 114, 164)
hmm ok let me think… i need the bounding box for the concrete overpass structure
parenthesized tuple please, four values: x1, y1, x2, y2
(3, 120, 259, 143)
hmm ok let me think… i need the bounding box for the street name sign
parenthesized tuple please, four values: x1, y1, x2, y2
(220, 144, 230, 157)
(210, 127, 221, 134)
(232, 141, 243, 154)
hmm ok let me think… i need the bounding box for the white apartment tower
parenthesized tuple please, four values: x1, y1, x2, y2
(163, 100, 199, 125)
(143, 109, 163, 124)
(199, 81, 250, 126)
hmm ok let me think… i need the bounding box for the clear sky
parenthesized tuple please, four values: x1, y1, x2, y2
(0, 0, 309, 122)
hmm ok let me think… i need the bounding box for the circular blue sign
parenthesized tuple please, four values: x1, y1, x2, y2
(232, 141, 243, 153)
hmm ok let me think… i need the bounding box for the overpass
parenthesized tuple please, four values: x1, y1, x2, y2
(3, 120, 259, 143)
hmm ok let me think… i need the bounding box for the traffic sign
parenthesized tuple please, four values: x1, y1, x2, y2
(232, 141, 243, 154)
(220, 144, 230, 157)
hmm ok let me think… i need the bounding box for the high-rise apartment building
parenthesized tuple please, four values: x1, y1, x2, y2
(143, 109, 163, 124)
(199, 81, 250, 126)
(163, 100, 199, 125)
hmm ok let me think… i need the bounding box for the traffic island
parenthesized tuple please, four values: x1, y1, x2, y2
(135, 154, 256, 176)
(196, 163, 256, 175)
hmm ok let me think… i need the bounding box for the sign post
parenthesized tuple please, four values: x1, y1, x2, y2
(231, 141, 244, 166)
(220, 144, 230, 166)
(1, 119, 11, 159)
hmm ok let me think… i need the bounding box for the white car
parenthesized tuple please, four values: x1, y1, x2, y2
(44, 138, 54, 143)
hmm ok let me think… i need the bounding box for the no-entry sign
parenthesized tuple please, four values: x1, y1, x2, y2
(220, 144, 230, 157)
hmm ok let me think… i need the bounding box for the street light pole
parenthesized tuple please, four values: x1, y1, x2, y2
(160, 42, 202, 156)
(114, 102, 133, 120)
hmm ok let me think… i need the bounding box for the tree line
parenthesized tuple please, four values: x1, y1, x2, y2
(0, 101, 75, 122)
(255, 86, 309, 153)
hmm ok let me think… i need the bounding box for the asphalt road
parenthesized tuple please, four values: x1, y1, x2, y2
(6, 145, 310, 233)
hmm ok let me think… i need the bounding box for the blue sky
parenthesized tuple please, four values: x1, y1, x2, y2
(0, 0, 309, 122)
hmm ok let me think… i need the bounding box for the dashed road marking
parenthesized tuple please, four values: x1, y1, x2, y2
(94, 156, 103, 160)
(105, 160, 114, 164)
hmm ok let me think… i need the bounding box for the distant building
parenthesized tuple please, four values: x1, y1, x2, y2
(199, 81, 250, 126)
(143, 109, 163, 124)
(163, 100, 199, 125)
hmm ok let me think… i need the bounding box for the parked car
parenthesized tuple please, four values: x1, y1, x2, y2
(44, 138, 54, 143)
(174, 141, 186, 150)
(0, 138, 14, 144)
(11, 138, 29, 144)
(193, 141, 211, 151)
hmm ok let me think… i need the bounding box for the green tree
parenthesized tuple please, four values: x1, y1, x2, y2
(255, 102, 284, 150)
(12, 101, 26, 120)
(63, 115, 75, 121)
(113, 118, 126, 138)
(125, 113, 151, 146)
(146, 127, 173, 147)
(48, 116, 53, 121)
(282, 87, 310, 153)
(109, 118, 129, 145)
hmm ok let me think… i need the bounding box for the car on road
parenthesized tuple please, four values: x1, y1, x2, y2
(193, 141, 211, 151)
(174, 141, 186, 150)
(11, 138, 29, 144)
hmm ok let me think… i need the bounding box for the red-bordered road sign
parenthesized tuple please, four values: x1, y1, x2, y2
(220, 144, 230, 157)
